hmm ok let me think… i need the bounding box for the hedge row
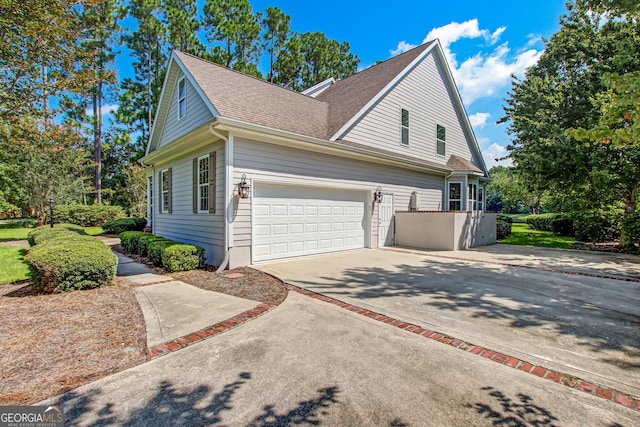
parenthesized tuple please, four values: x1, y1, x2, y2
(54, 204, 126, 226)
(102, 217, 147, 234)
(24, 224, 117, 293)
(525, 210, 637, 246)
(119, 231, 204, 272)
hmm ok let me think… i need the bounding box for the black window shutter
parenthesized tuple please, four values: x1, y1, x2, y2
(209, 152, 216, 214)
(167, 168, 173, 213)
(192, 158, 198, 213)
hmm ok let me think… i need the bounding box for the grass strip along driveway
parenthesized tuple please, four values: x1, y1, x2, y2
(499, 223, 575, 249)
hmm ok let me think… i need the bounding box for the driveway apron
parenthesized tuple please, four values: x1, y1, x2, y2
(258, 246, 640, 397)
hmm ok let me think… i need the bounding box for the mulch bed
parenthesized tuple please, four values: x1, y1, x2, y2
(111, 245, 289, 307)
(0, 282, 148, 406)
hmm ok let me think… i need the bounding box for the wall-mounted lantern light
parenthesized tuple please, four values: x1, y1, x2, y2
(238, 174, 250, 199)
(374, 187, 383, 203)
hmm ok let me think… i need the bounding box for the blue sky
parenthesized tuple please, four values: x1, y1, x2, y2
(113, 0, 569, 168)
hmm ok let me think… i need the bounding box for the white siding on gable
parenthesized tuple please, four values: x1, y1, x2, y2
(231, 138, 445, 261)
(152, 142, 225, 264)
(341, 51, 480, 168)
(158, 70, 214, 149)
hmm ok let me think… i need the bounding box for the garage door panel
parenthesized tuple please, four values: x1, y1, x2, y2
(253, 184, 366, 262)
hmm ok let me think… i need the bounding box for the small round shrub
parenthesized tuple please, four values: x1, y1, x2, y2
(161, 244, 204, 272)
(54, 204, 126, 226)
(119, 231, 147, 254)
(27, 224, 86, 246)
(103, 217, 147, 234)
(497, 214, 513, 224)
(148, 239, 175, 266)
(137, 234, 167, 257)
(526, 214, 558, 231)
(24, 239, 117, 293)
(497, 220, 512, 240)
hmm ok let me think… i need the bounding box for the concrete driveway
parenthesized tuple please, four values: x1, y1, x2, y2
(48, 291, 638, 426)
(259, 245, 640, 398)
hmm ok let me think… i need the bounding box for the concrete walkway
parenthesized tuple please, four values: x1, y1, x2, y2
(113, 250, 259, 349)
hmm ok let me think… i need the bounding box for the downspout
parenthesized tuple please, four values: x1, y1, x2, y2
(209, 124, 232, 272)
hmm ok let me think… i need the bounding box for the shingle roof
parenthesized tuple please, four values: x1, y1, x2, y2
(446, 154, 483, 173)
(175, 51, 329, 139)
(315, 42, 434, 138)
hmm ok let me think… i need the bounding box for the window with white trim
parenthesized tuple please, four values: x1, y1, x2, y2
(449, 182, 461, 211)
(197, 155, 209, 212)
(178, 77, 186, 119)
(401, 108, 409, 146)
(436, 124, 446, 156)
(478, 187, 484, 211)
(147, 176, 153, 222)
(468, 183, 477, 210)
(161, 169, 170, 213)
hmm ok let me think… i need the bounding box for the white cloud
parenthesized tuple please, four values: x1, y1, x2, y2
(390, 41, 417, 56)
(482, 142, 512, 169)
(85, 104, 118, 117)
(469, 112, 490, 129)
(489, 27, 507, 45)
(407, 19, 544, 105)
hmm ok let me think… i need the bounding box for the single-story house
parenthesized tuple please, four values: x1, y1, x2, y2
(141, 40, 491, 269)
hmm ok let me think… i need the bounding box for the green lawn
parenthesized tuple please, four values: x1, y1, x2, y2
(499, 223, 575, 249)
(503, 214, 530, 223)
(0, 226, 31, 242)
(0, 246, 30, 284)
(83, 226, 105, 236)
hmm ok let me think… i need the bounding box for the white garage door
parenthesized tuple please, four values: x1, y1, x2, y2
(253, 183, 367, 262)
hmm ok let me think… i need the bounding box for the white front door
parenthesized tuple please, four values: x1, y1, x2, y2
(378, 194, 394, 246)
(253, 183, 367, 262)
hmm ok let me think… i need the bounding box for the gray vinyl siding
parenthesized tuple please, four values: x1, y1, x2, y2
(158, 71, 214, 149)
(342, 51, 481, 168)
(152, 142, 225, 265)
(232, 137, 445, 254)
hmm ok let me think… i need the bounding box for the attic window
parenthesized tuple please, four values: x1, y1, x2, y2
(401, 109, 409, 146)
(178, 77, 186, 119)
(436, 124, 446, 156)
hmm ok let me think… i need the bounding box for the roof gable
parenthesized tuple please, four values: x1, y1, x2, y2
(315, 42, 434, 139)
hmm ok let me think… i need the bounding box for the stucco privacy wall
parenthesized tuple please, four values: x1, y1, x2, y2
(395, 211, 496, 250)
(342, 51, 478, 168)
(229, 137, 447, 267)
(152, 141, 225, 264)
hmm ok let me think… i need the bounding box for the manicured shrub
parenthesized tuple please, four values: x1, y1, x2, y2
(526, 214, 558, 231)
(54, 204, 126, 226)
(497, 214, 513, 224)
(137, 234, 167, 257)
(148, 239, 176, 266)
(497, 220, 512, 240)
(571, 209, 622, 243)
(551, 216, 575, 237)
(119, 231, 147, 254)
(27, 224, 86, 246)
(103, 217, 147, 234)
(25, 240, 117, 293)
(161, 244, 204, 272)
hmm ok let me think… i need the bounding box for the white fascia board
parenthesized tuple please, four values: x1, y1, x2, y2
(146, 54, 177, 156)
(172, 53, 221, 118)
(330, 42, 437, 141)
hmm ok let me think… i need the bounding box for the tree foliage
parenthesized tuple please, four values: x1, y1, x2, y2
(501, 0, 640, 219)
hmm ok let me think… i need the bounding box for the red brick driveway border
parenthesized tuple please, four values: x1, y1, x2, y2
(146, 303, 273, 359)
(287, 284, 640, 412)
(382, 247, 640, 283)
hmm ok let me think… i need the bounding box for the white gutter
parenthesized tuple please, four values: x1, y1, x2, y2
(208, 124, 232, 272)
